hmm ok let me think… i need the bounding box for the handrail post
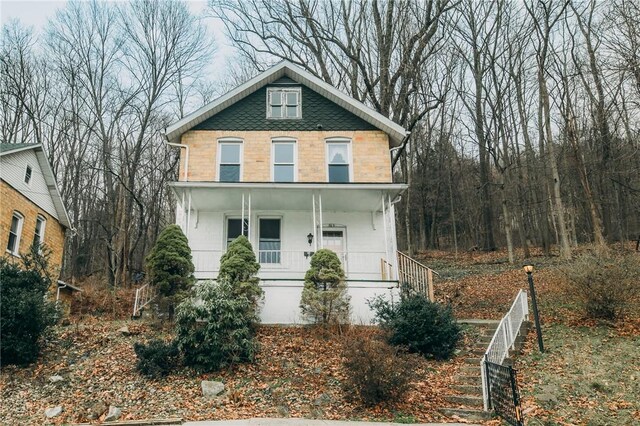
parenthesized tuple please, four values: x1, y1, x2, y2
(481, 354, 490, 410)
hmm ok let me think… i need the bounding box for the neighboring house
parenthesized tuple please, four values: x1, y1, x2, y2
(164, 61, 432, 324)
(0, 143, 71, 281)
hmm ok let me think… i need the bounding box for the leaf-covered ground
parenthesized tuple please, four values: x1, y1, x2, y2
(0, 319, 477, 425)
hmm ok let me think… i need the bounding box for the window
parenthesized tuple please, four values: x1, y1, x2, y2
(327, 141, 351, 183)
(6, 212, 23, 255)
(33, 215, 46, 249)
(259, 218, 281, 264)
(226, 217, 248, 248)
(24, 165, 32, 184)
(267, 88, 301, 119)
(272, 140, 296, 182)
(218, 141, 242, 182)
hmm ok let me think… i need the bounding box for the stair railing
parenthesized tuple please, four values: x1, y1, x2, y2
(396, 250, 436, 301)
(481, 289, 529, 410)
(132, 283, 156, 318)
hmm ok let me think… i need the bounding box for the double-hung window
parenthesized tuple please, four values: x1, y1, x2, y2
(6, 212, 24, 255)
(218, 140, 242, 182)
(326, 140, 351, 183)
(226, 217, 248, 248)
(272, 140, 296, 182)
(267, 88, 301, 119)
(33, 215, 46, 249)
(259, 218, 281, 264)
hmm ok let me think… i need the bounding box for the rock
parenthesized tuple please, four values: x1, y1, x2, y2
(104, 405, 121, 422)
(313, 393, 331, 406)
(87, 400, 108, 420)
(44, 406, 62, 418)
(49, 375, 64, 383)
(117, 326, 130, 336)
(201, 380, 225, 397)
(536, 393, 558, 403)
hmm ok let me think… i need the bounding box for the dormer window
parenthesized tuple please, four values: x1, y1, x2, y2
(24, 165, 32, 184)
(267, 88, 301, 119)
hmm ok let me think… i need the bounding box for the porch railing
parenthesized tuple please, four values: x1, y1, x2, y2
(481, 289, 529, 410)
(192, 249, 392, 279)
(132, 283, 156, 318)
(396, 250, 436, 301)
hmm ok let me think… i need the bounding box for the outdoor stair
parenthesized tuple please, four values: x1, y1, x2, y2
(439, 320, 499, 422)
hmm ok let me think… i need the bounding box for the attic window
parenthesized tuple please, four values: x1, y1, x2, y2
(267, 88, 301, 119)
(24, 165, 32, 184)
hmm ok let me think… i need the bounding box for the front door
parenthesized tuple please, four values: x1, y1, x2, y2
(322, 228, 347, 272)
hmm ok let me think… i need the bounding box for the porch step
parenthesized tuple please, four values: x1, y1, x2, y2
(439, 407, 493, 422)
(444, 394, 484, 407)
(452, 384, 482, 395)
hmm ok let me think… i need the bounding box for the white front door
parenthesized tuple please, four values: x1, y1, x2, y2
(322, 228, 347, 272)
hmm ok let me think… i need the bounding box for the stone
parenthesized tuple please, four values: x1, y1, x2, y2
(536, 393, 558, 403)
(104, 405, 121, 422)
(117, 326, 130, 336)
(201, 380, 225, 397)
(87, 400, 108, 420)
(313, 393, 331, 407)
(49, 375, 64, 383)
(44, 406, 62, 418)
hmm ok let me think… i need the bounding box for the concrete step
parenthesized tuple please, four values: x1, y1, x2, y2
(464, 357, 482, 365)
(456, 374, 482, 386)
(452, 384, 482, 395)
(439, 407, 493, 422)
(470, 349, 486, 356)
(460, 366, 481, 375)
(444, 394, 484, 407)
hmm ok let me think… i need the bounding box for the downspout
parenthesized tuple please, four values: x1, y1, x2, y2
(166, 138, 189, 182)
(390, 131, 411, 171)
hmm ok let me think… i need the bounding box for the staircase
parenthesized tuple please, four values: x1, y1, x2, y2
(440, 320, 498, 422)
(396, 250, 436, 301)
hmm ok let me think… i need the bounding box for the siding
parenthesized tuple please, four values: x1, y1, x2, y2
(0, 150, 59, 220)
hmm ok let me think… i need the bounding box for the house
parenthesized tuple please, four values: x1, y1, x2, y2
(0, 143, 73, 297)
(164, 61, 433, 324)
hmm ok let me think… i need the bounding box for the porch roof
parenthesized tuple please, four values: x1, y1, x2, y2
(169, 182, 407, 212)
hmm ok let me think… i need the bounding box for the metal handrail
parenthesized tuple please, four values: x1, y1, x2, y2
(396, 250, 437, 301)
(132, 283, 156, 317)
(481, 289, 529, 410)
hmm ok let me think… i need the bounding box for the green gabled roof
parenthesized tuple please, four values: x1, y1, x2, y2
(0, 143, 40, 154)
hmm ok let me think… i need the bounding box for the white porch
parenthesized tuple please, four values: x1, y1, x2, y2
(171, 182, 408, 324)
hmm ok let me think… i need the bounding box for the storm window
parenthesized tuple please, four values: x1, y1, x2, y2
(272, 141, 296, 182)
(218, 141, 242, 182)
(326, 141, 351, 183)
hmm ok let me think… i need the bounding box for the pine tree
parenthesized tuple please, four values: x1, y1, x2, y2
(217, 235, 262, 306)
(300, 249, 350, 325)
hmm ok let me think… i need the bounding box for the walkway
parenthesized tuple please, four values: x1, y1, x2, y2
(184, 420, 477, 426)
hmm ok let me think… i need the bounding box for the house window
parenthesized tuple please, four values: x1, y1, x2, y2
(259, 218, 281, 264)
(24, 165, 32, 184)
(272, 140, 296, 182)
(267, 88, 301, 119)
(33, 215, 46, 249)
(226, 217, 248, 248)
(6, 212, 24, 255)
(326, 140, 351, 183)
(218, 141, 242, 182)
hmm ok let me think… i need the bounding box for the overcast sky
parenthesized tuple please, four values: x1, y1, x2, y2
(0, 0, 234, 83)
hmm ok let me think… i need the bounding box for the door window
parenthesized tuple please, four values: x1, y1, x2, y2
(259, 218, 281, 264)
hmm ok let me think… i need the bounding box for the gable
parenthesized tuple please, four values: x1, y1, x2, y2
(193, 81, 378, 132)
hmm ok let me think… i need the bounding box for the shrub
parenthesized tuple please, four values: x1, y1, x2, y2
(562, 252, 640, 320)
(145, 225, 195, 318)
(300, 249, 350, 325)
(0, 256, 58, 366)
(218, 235, 262, 306)
(133, 339, 180, 378)
(342, 332, 414, 406)
(175, 280, 258, 372)
(370, 293, 461, 360)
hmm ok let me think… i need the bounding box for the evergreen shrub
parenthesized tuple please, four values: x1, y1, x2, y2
(300, 249, 351, 325)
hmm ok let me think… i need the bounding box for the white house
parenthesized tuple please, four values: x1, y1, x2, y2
(163, 61, 433, 324)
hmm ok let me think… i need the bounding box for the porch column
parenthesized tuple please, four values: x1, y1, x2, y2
(241, 192, 245, 235)
(312, 193, 318, 251)
(318, 192, 324, 249)
(381, 192, 390, 277)
(186, 190, 192, 239)
(248, 191, 252, 243)
(389, 196, 400, 280)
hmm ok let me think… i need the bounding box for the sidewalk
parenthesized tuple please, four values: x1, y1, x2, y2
(183, 419, 478, 426)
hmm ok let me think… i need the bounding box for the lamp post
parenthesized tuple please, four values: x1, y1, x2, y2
(524, 263, 544, 352)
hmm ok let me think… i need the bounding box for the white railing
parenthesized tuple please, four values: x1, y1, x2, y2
(397, 250, 436, 301)
(481, 289, 529, 410)
(133, 283, 156, 317)
(191, 249, 391, 279)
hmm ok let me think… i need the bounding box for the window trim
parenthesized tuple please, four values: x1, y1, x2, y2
(271, 138, 297, 182)
(24, 164, 33, 185)
(6, 211, 24, 256)
(224, 216, 248, 249)
(258, 216, 283, 266)
(33, 214, 46, 251)
(217, 138, 243, 182)
(325, 138, 353, 183)
(266, 87, 302, 119)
